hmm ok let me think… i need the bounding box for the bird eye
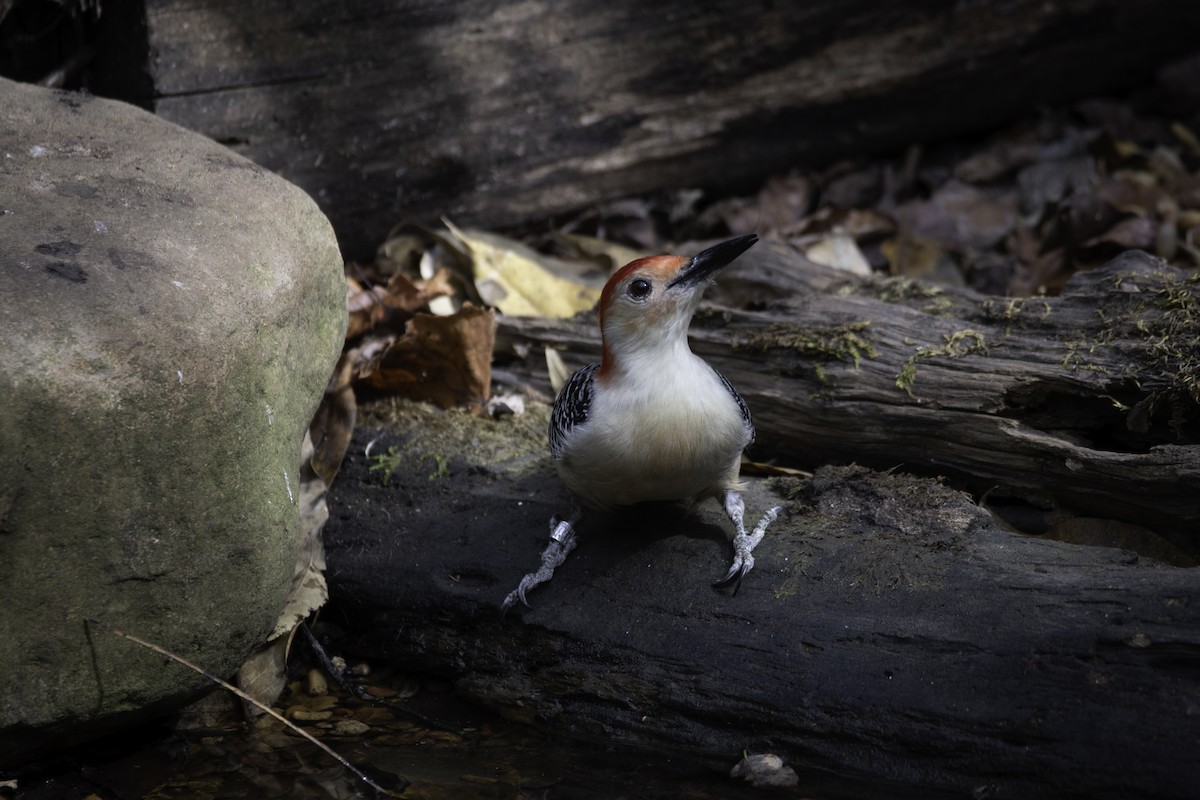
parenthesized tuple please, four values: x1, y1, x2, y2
(627, 278, 652, 300)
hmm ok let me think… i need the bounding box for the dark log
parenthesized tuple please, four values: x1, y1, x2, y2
(138, 0, 1200, 259)
(494, 245, 1200, 536)
(323, 412, 1200, 800)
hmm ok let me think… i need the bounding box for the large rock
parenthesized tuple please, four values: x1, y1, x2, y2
(0, 78, 346, 764)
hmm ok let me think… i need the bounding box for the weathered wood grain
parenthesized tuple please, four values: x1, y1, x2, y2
(142, 0, 1200, 258)
(319, 245, 1199, 798)
(494, 245, 1200, 534)
(323, 417, 1200, 799)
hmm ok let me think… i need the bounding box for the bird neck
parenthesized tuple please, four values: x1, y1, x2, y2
(597, 319, 699, 384)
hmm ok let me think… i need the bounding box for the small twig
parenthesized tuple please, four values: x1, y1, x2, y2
(85, 618, 406, 798)
(298, 625, 447, 730)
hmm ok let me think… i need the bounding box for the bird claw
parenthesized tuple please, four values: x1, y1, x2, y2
(712, 556, 751, 593)
(501, 575, 536, 613)
(501, 518, 578, 613)
(713, 504, 782, 594)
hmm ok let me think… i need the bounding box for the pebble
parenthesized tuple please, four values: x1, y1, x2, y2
(730, 752, 800, 788)
(305, 668, 328, 696)
(332, 719, 371, 736)
(287, 707, 333, 722)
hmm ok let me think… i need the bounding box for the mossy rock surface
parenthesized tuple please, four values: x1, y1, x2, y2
(0, 77, 346, 764)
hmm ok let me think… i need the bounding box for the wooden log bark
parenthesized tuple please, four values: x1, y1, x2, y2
(322, 412, 1200, 800)
(138, 0, 1200, 259)
(494, 244, 1200, 535)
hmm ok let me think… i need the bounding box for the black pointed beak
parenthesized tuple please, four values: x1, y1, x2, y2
(667, 234, 758, 289)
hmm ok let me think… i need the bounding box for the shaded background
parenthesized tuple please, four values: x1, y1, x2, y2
(3, 0, 1199, 261)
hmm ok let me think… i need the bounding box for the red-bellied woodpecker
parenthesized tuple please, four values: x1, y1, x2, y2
(501, 234, 781, 611)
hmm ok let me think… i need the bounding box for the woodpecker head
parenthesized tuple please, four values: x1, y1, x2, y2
(597, 234, 758, 373)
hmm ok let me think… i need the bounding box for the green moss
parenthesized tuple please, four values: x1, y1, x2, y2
(359, 396, 551, 481)
(368, 445, 402, 484)
(982, 296, 1053, 335)
(870, 277, 945, 304)
(427, 452, 450, 480)
(741, 320, 878, 367)
(896, 328, 989, 396)
(1059, 339, 1111, 374)
(813, 362, 830, 387)
(923, 294, 955, 316)
(1146, 271, 1200, 406)
(895, 360, 919, 394)
(772, 569, 805, 600)
(1062, 269, 1199, 427)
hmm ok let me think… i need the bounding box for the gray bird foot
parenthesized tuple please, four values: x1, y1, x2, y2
(501, 516, 578, 612)
(714, 503, 782, 593)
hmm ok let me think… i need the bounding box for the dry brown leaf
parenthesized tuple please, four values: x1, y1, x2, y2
(1036, 191, 1119, 255)
(238, 430, 333, 709)
(345, 265, 460, 340)
(1012, 246, 1068, 296)
(360, 303, 496, 411)
(1017, 156, 1099, 215)
(1080, 215, 1158, 256)
(881, 233, 963, 285)
(1166, 172, 1200, 210)
(893, 179, 1018, 250)
(345, 276, 386, 339)
(309, 350, 358, 487)
(381, 268, 455, 312)
(952, 127, 1066, 183)
(587, 197, 660, 249)
(374, 229, 429, 277)
(751, 173, 816, 232)
(372, 221, 483, 309)
(419, 252, 460, 316)
(700, 194, 759, 236)
(238, 636, 289, 711)
(1171, 121, 1200, 158)
(787, 206, 896, 239)
(1095, 176, 1166, 217)
(822, 162, 883, 209)
(276, 431, 331, 640)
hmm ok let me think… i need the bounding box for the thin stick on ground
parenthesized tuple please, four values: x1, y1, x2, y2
(85, 617, 406, 798)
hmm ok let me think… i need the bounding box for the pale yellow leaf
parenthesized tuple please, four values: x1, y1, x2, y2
(545, 347, 570, 394)
(804, 233, 871, 276)
(444, 218, 603, 317)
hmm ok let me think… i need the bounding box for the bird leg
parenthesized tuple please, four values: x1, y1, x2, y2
(501, 505, 582, 612)
(713, 490, 781, 593)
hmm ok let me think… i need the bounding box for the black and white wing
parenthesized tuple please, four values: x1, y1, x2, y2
(715, 369, 755, 447)
(548, 362, 600, 460)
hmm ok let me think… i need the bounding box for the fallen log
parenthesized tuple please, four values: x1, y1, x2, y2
(134, 0, 1200, 258)
(322, 411, 1200, 799)
(319, 244, 1199, 796)
(494, 245, 1200, 535)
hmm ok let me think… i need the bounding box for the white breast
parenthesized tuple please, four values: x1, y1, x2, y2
(556, 348, 750, 509)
